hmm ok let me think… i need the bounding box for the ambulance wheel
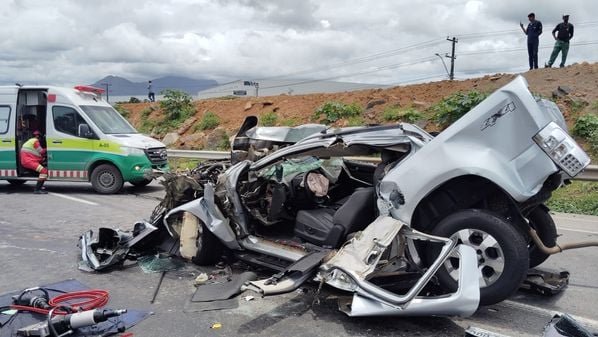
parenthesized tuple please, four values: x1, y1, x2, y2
(91, 164, 124, 194)
(130, 178, 152, 188)
(6, 179, 27, 186)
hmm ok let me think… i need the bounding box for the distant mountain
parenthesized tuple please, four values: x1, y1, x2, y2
(90, 75, 218, 96)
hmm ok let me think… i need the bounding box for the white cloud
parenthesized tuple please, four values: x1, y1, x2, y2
(0, 0, 596, 87)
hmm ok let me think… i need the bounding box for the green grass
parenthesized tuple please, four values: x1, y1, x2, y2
(196, 111, 220, 131)
(281, 117, 299, 126)
(346, 116, 365, 126)
(382, 107, 423, 123)
(260, 111, 278, 126)
(312, 101, 363, 124)
(546, 181, 598, 216)
(430, 90, 488, 128)
(168, 158, 203, 171)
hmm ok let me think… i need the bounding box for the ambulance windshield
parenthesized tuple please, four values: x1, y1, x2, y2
(80, 105, 137, 134)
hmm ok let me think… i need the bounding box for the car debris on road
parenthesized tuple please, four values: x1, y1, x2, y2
(79, 76, 598, 318)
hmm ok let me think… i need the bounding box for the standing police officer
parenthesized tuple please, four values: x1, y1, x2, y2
(520, 12, 543, 70)
(546, 14, 574, 68)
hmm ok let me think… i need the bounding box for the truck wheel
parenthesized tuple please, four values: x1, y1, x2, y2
(191, 219, 223, 266)
(6, 179, 27, 186)
(527, 206, 557, 268)
(91, 164, 124, 194)
(428, 209, 529, 305)
(130, 178, 152, 188)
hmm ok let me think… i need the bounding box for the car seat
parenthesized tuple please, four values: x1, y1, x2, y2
(294, 187, 375, 247)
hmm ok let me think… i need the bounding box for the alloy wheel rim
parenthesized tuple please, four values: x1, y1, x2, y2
(444, 228, 505, 288)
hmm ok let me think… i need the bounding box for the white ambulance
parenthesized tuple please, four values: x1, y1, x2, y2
(0, 85, 169, 193)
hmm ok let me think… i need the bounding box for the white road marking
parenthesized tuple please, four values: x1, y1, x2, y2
(48, 192, 98, 206)
(0, 244, 59, 254)
(503, 300, 598, 328)
(559, 227, 598, 235)
(553, 213, 598, 224)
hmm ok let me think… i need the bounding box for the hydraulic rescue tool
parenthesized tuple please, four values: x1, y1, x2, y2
(16, 309, 127, 337)
(9, 287, 127, 337)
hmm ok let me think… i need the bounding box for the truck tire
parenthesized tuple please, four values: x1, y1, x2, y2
(130, 178, 152, 188)
(428, 209, 529, 306)
(527, 206, 557, 268)
(91, 164, 124, 194)
(191, 218, 224, 266)
(6, 179, 27, 186)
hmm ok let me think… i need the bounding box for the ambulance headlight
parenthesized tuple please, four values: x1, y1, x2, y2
(121, 146, 145, 156)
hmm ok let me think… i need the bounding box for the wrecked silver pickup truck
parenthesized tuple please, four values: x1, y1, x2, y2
(82, 76, 592, 317)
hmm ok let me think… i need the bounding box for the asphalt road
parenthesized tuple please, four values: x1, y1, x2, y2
(1, 180, 597, 337)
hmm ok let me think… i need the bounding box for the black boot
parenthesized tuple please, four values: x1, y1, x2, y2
(34, 180, 48, 194)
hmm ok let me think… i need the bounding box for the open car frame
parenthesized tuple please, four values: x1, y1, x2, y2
(82, 76, 591, 317)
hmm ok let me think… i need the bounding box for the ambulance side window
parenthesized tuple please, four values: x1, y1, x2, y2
(52, 106, 86, 137)
(0, 106, 9, 134)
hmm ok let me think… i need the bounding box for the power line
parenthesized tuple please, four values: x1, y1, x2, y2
(127, 21, 598, 97)
(197, 29, 598, 97)
(37, 18, 595, 100)
(254, 38, 446, 81)
(199, 40, 598, 96)
(198, 53, 442, 96)
(253, 56, 440, 90)
(385, 73, 451, 86)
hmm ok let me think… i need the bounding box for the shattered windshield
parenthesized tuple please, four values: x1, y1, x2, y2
(260, 156, 343, 182)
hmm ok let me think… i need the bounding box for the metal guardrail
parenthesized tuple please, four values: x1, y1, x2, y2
(582, 165, 598, 181)
(166, 149, 598, 181)
(167, 149, 230, 160)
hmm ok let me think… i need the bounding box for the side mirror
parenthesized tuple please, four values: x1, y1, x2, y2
(78, 124, 96, 139)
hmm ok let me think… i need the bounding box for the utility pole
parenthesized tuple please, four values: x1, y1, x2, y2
(101, 83, 112, 102)
(445, 37, 458, 80)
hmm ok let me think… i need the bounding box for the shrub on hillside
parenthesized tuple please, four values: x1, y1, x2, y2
(113, 103, 130, 118)
(573, 113, 598, 139)
(159, 89, 195, 121)
(347, 116, 365, 126)
(281, 117, 298, 126)
(139, 107, 157, 133)
(196, 111, 220, 131)
(382, 107, 423, 123)
(312, 101, 363, 124)
(260, 111, 278, 126)
(430, 90, 488, 128)
(573, 113, 598, 156)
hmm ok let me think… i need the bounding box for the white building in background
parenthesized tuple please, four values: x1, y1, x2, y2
(196, 79, 387, 99)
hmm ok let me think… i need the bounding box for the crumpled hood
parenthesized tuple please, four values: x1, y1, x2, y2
(107, 134, 165, 149)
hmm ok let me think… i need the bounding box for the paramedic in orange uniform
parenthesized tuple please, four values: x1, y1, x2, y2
(20, 130, 48, 194)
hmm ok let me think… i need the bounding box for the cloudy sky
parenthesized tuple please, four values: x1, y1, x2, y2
(1, 0, 597, 88)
